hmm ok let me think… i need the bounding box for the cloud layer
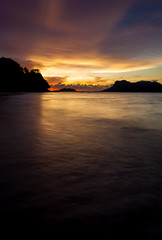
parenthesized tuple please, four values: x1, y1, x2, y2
(0, 0, 162, 86)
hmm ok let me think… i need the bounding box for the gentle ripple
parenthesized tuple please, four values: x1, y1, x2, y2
(0, 92, 162, 238)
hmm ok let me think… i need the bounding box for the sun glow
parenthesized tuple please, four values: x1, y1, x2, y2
(27, 54, 162, 88)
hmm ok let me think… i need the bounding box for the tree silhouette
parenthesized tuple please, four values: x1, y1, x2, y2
(0, 57, 50, 92)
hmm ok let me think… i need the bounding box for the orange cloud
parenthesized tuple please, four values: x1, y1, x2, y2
(1, 0, 162, 85)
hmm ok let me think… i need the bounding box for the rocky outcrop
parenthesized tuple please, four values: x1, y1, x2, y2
(102, 80, 162, 92)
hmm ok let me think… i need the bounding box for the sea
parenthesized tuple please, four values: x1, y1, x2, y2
(0, 92, 162, 238)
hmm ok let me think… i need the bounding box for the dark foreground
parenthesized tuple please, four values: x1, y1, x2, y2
(0, 92, 162, 239)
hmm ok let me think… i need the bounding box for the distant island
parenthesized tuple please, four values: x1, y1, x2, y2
(0, 57, 50, 92)
(1, 57, 162, 93)
(58, 88, 77, 92)
(102, 80, 162, 92)
(52, 88, 77, 92)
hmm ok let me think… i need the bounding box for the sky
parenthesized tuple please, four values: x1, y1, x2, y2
(0, 0, 162, 90)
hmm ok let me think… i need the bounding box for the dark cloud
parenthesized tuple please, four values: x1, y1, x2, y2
(0, 0, 162, 82)
(46, 76, 67, 85)
(48, 75, 113, 91)
(15, 59, 45, 70)
(62, 0, 127, 25)
(0, 0, 133, 58)
(49, 83, 112, 92)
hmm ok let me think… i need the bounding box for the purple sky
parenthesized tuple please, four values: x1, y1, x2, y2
(1, 0, 162, 90)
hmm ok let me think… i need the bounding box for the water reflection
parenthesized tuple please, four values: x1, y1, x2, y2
(0, 92, 162, 238)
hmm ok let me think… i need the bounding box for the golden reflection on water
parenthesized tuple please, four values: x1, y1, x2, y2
(38, 92, 162, 161)
(1, 92, 162, 234)
(40, 92, 162, 136)
(40, 92, 123, 125)
(39, 92, 122, 163)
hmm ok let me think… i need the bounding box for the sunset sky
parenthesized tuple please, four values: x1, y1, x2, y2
(1, 0, 162, 90)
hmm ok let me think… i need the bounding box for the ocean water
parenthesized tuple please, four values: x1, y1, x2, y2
(0, 92, 162, 238)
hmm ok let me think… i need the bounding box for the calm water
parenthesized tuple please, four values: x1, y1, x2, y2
(0, 92, 162, 238)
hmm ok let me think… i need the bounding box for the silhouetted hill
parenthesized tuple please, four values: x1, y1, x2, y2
(58, 88, 77, 92)
(0, 57, 50, 92)
(102, 80, 162, 92)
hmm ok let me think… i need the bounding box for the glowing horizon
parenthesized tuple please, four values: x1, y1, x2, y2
(1, 0, 162, 90)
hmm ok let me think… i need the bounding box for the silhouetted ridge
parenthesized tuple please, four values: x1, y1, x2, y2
(103, 80, 162, 92)
(0, 57, 50, 92)
(59, 88, 77, 92)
